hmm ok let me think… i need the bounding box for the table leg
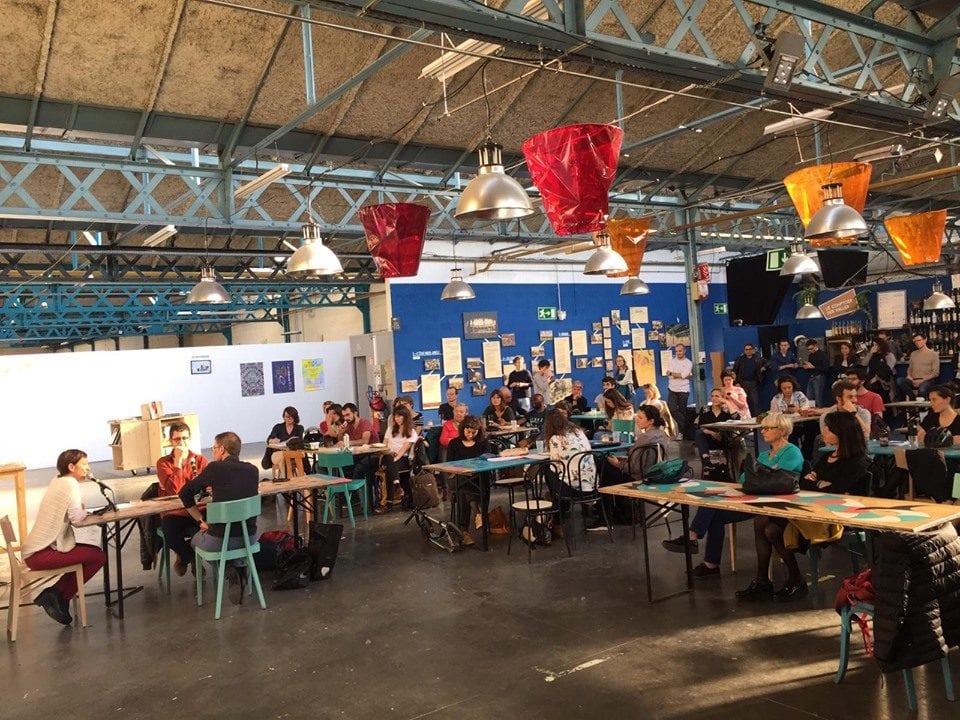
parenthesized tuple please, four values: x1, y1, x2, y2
(681, 505, 693, 591)
(100, 525, 111, 609)
(14, 468, 27, 552)
(480, 473, 491, 552)
(291, 493, 300, 542)
(640, 500, 653, 603)
(114, 520, 125, 619)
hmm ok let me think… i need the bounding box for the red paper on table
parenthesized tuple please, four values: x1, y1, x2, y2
(358, 202, 431, 278)
(521, 124, 623, 236)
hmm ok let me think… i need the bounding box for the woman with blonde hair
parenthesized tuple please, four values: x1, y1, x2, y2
(641, 383, 676, 437)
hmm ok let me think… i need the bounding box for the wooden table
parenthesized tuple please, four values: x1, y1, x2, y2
(425, 443, 631, 551)
(702, 415, 820, 454)
(886, 400, 931, 410)
(600, 478, 960, 603)
(0, 462, 27, 549)
(76, 474, 349, 619)
(821, 439, 960, 458)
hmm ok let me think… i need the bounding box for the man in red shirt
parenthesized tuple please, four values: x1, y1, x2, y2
(848, 367, 885, 419)
(342, 403, 380, 487)
(156, 422, 208, 576)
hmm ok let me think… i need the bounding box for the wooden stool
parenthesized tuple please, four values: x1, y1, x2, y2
(0, 464, 27, 550)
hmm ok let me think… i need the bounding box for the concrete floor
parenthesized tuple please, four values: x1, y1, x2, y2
(2, 442, 957, 719)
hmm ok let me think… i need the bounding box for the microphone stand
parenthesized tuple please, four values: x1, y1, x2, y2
(88, 475, 118, 514)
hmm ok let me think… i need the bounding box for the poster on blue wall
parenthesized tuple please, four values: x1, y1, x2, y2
(463, 311, 498, 339)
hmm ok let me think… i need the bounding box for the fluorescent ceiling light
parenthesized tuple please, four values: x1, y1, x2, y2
(763, 109, 833, 136)
(82, 231, 98, 245)
(234, 163, 291, 200)
(142, 225, 177, 247)
(853, 144, 904, 163)
(419, 0, 549, 81)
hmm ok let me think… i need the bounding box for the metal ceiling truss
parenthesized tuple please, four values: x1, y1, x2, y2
(0, 281, 370, 346)
(312, 0, 960, 128)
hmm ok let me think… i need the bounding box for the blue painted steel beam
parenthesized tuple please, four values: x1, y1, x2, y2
(301, 4, 317, 106)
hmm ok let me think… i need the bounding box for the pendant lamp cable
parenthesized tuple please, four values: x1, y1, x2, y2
(481, 64, 492, 139)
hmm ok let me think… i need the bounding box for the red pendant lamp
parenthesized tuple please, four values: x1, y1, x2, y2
(521, 124, 623, 235)
(358, 202, 431, 278)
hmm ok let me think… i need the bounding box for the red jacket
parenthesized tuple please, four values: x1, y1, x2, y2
(157, 450, 208, 516)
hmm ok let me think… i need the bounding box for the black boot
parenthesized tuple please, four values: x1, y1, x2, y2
(34, 588, 72, 625)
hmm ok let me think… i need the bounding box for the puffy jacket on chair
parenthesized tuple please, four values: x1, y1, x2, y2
(872, 522, 960, 673)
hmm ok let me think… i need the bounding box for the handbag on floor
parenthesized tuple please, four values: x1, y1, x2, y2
(273, 549, 312, 590)
(306, 522, 344, 581)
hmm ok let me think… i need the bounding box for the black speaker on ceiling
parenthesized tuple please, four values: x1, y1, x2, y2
(818, 249, 869, 289)
(726, 254, 793, 326)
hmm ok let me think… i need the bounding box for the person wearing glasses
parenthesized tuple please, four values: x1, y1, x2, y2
(157, 422, 209, 576)
(178, 432, 259, 604)
(662, 413, 803, 578)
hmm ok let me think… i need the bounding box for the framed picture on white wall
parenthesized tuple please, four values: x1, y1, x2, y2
(191, 359, 212, 375)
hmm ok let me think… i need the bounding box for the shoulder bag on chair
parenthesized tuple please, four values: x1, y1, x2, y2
(741, 454, 799, 495)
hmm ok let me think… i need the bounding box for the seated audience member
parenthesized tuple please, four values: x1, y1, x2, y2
(507, 356, 533, 413)
(564, 380, 590, 414)
(553, 401, 572, 420)
(319, 403, 345, 445)
(719, 369, 751, 420)
(439, 403, 468, 451)
(602, 388, 635, 424)
(341, 402, 380, 483)
(663, 413, 803, 577)
(917, 385, 960, 446)
(738, 412, 867, 602)
(694, 388, 739, 474)
(179, 431, 259, 604)
(157, 422, 209, 576)
(831, 341, 859, 382)
(816, 379, 871, 439)
(865, 338, 896, 401)
(897, 332, 940, 400)
(606, 405, 671, 481)
(641, 383, 677, 437)
(376, 406, 418, 512)
(543, 409, 598, 518)
(500, 386, 524, 419)
(22, 449, 106, 625)
(395, 395, 425, 428)
(446, 416, 493, 531)
(594, 376, 617, 411)
(846, 367, 885, 419)
(438, 386, 459, 423)
(264, 406, 305, 473)
(770, 375, 815, 455)
(525, 394, 548, 436)
(482, 388, 516, 429)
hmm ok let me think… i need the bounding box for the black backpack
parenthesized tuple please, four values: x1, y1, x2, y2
(272, 549, 312, 590)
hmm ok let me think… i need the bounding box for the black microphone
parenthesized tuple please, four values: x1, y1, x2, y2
(87, 473, 118, 512)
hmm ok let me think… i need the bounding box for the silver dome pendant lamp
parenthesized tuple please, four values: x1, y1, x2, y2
(186, 220, 230, 304)
(440, 238, 476, 301)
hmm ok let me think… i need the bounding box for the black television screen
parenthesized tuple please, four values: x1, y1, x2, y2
(818, 249, 869, 289)
(726, 254, 793, 326)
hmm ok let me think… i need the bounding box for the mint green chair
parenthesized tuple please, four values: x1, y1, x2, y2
(194, 496, 266, 620)
(317, 451, 366, 527)
(611, 418, 635, 442)
(156, 527, 172, 592)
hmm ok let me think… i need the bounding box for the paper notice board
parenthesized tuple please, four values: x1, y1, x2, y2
(553, 336, 571, 374)
(441, 337, 462, 376)
(877, 289, 907, 329)
(482, 341, 502, 379)
(420, 374, 441, 409)
(570, 330, 588, 356)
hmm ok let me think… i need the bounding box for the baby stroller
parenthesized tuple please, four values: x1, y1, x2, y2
(404, 502, 464, 553)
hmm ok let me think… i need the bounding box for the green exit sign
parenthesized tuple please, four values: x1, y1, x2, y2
(713, 303, 728, 315)
(537, 307, 558, 320)
(766, 248, 788, 271)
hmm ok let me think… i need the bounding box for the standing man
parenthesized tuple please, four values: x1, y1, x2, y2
(533, 359, 553, 406)
(732, 343, 765, 416)
(667, 344, 693, 441)
(507, 356, 533, 413)
(156, 422, 208, 577)
(438, 386, 458, 423)
(179, 431, 259, 604)
(802, 338, 829, 407)
(897, 333, 940, 400)
(768, 339, 798, 378)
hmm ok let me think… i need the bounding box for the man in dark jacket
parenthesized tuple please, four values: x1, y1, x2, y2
(179, 431, 259, 604)
(803, 338, 830, 407)
(732, 343, 765, 416)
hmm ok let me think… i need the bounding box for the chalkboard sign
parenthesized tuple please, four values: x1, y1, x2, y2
(877, 290, 907, 330)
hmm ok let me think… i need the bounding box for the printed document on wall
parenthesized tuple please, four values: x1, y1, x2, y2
(570, 330, 588, 356)
(553, 336, 571, 374)
(441, 337, 462, 376)
(420, 373, 442, 409)
(482, 341, 502, 379)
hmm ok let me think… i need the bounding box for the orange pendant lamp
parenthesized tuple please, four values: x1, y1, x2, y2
(783, 162, 872, 247)
(884, 209, 947, 266)
(605, 217, 650, 278)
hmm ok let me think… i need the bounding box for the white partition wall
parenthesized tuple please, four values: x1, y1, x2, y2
(0, 341, 353, 469)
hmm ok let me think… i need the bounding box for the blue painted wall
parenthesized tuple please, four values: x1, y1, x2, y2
(391, 281, 731, 419)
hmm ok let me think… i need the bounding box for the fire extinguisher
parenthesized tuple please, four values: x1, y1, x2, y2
(694, 262, 710, 301)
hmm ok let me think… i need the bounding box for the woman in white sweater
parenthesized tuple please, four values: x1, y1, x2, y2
(22, 449, 105, 626)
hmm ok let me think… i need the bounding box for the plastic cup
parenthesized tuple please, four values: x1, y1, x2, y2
(535, 440, 545, 453)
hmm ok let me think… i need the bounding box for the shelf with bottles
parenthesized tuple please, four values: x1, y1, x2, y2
(906, 289, 960, 359)
(824, 319, 869, 339)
